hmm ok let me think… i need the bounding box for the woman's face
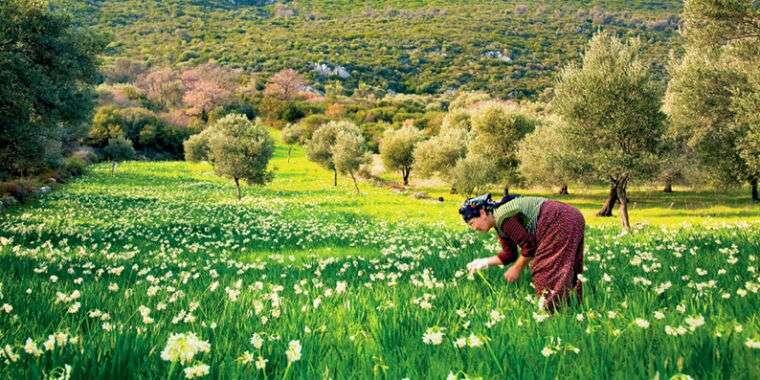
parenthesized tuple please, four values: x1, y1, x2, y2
(466, 209, 493, 232)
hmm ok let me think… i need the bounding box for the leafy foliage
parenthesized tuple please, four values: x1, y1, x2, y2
(206, 114, 275, 198)
(0, 0, 104, 178)
(380, 125, 424, 185)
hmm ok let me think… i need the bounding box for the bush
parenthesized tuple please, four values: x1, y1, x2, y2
(296, 114, 330, 143)
(0, 178, 38, 203)
(183, 131, 211, 162)
(71, 147, 98, 164)
(0, 195, 18, 209)
(58, 156, 88, 180)
(103, 136, 136, 173)
(208, 101, 257, 124)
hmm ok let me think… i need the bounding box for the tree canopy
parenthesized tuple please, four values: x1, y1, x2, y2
(0, 0, 104, 179)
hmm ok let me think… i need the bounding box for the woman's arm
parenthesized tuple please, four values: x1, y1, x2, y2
(496, 235, 518, 265)
(504, 254, 532, 282)
(500, 215, 536, 282)
(501, 216, 537, 257)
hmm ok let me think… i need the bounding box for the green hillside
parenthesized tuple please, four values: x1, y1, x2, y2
(52, 0, 681, 97)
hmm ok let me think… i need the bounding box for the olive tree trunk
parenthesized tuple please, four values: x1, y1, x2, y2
(752, 178, 759, 203)
(615, 176, 631, 233)
(349, 171, 360, 194)
(557, 184, 569, 195)
(597, 182, 618, 217)
(111, 161, 116, 174)
(402, 166, 411, 186)
(663, 180, 673, 193)
(234, 177, 241, 200)
(333, 168, 337, 187)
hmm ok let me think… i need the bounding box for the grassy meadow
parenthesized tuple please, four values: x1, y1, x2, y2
(0, 138, 758, 379)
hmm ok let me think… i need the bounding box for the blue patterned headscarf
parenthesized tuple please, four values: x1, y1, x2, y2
(459, 193, 519, 222)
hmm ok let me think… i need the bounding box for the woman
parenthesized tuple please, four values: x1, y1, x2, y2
(459, 193, 585, 311)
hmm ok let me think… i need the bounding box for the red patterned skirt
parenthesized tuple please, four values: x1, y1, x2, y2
(531, 200, 585, 311)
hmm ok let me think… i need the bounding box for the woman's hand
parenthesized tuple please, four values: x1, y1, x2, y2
(503, 265, 522, 283)
(467, 257, 491, 274)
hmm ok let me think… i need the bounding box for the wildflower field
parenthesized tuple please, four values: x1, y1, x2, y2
(0, 144, 758, 379)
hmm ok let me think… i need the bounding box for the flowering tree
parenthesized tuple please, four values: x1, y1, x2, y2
(136, 68, 184, 109)
(264, 69, 307, 101)
(181, 63, 240, 118)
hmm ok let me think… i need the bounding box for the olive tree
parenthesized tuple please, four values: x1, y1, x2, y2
(333, 131, 369, 194)
(517, 116, 591, 194)
(663, 0, 759, 201)
(296, 114, 330, 143)
(465, 101, 535, 195)
(413, 109, 472, 184)
(413, 127, 469, 185)
(449, 155, 497, 196)
(281, 123, 301, 161)
(102, 136, 136, 174)
(552, 32, 666, 232)
(206, 114, 275, 199)
(380, 125, 424, 186)
(307, 120, 362, 186)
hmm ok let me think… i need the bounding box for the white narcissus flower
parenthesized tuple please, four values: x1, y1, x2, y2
(67, 302, 81, 314)
(237, 351, 253, 365)
(183, 363, 210, 379)
(422, 327, 445, 345)
(685, 315, 705, 331)
(160, 332, 211, 364)
(43, 337, 55, 351)
(466, 334, 483, 348)
(634, 318, 650, 329)
(139, 305, 154, 324)
(255, 356, 268, 370)
(24, 338, 43, 357)
(250, 333, 264, 350)
(286, 340, 301, 363)
(335, 281, 347, 294)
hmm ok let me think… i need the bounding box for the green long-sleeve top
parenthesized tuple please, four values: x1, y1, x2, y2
(493, 196, 547, 234)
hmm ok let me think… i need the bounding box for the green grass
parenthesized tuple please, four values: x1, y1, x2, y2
(0, 138, 758, 379)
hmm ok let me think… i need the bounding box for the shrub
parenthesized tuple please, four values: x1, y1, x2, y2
(183, 131, 211, 162)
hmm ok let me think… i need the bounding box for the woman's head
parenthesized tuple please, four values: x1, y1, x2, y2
(459, 193, 518, 232)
